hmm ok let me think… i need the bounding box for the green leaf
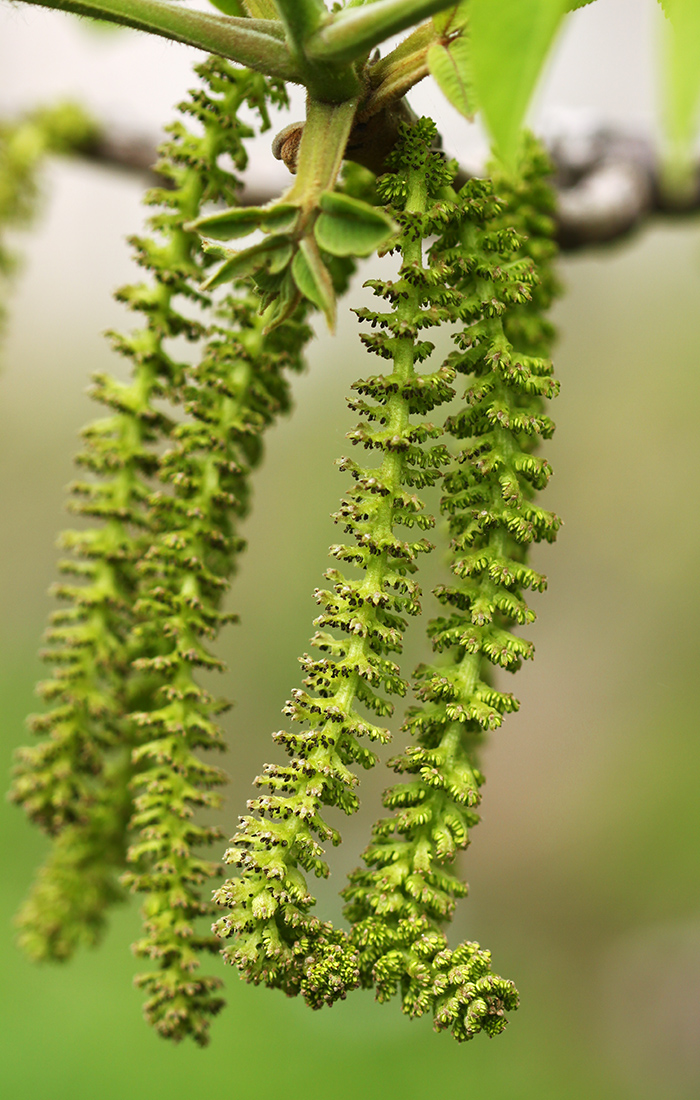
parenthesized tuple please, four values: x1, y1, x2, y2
(189, 203, 298, 241)
(659, 0, 700, 159)
(261, 270, 302, 332)
(291, 238, 336, 328)
(314, 191, 395, 257)
(267, 239, 295, 274)
(207, 0, 245, 15)
(428, 37, 475, 120)
(470, 0, 567, 169)
(241, 0, 280, 18)
(433, 1, 469, 34)
(202, 236, 293, 290)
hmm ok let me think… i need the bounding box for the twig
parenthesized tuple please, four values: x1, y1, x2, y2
(70, 118, 700, 251)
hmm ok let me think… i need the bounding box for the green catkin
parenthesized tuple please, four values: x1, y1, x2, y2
(493, 133, 560, 358)
(211, 119, 459, 1009)
(11, 759, 132, 962)
(342, 138, 560, 1042)
(11, 61, 310, 1043)
(12, 59, 267, 844)
(0, 102, 99, 339)
(120, 104, 366, 1044)
(7, 66, 560, 1048)
(121, 294, 312, 1043)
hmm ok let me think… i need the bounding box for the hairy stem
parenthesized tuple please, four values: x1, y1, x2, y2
(11, 0, 300, 81)
(287, 96, 359, 209)
(306, 0, 454, 64)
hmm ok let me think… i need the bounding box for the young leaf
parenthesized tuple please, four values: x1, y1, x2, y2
(291, 238, 336, 328)
(267, 240, 295, 275)
(433, 1, 468, 34)
(189, 203, 299, 241)
(428, 36, 475, 120)
(658, 0, 700, 163)
(470, 0, 567, 169)
(207, 0, 245, 15)
(314, 191, 395, 257)
(259, 268, 301, 331)
(241, 0, 280, 16)
(202, 236, 292, 290)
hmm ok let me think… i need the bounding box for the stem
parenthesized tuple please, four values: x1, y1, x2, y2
(11, 0, 300, 81)
(368, 20, 436, 86)
(272, 0, 362, 101)
(272, 0, 326, 47)
(359, 58, 429, 123)
(306, 0, 455, 64)
(359, 33, 433, 123)
(285, 96, 359, 210)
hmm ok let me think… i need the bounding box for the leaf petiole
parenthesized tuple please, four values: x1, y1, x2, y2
(305, 0, 457, 64)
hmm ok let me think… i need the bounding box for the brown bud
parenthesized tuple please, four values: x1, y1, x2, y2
(271, 122, 304, 175)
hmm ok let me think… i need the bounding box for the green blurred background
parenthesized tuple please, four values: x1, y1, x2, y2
(2, 3, 700, 1098)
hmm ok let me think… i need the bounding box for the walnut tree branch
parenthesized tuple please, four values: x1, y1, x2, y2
(64, 118, 700, 252)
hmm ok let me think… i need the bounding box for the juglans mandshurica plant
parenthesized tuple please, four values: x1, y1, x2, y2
(2, 0, 698, 1050)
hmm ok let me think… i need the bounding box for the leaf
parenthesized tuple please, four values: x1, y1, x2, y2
(292, 238, 336, 329)
(658, 0, 700, 157)
(267, 239, 295, 274)
(207, 0, 246, 15)
(202, 236, 293, 290)
(433, 1, 469, 34)
(470, 0, 567, 169)
(314, 191, 395, 257)
(261, 270, 302, 333)
(189, 202, 298, 241)
(265, 205, 301, 234)
(428, 37, 475, 120)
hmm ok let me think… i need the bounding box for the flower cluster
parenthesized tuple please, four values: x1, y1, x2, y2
(212, 118, 462, 1007)
(343, 137, 560, 1040)
(11, 61, 313, 1044)
(9, 76, 561, 1046)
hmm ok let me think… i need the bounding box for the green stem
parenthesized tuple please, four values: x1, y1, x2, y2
(306, 0, 455, 64)
(285, 96, 359, 211)
(11, 0, 300, 81)
(272, 0, 326, 46)
(368, 20, 436, 86)
(359, 38, 432, 123)
(271, 0, 361, 100)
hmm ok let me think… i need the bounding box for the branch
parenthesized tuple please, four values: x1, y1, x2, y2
(8, 0, 300, 81)
(39, 116, 700, 251)
(544, 120, 685, 250)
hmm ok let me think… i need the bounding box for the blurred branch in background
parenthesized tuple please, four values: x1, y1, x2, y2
(76, 114, 700, 252)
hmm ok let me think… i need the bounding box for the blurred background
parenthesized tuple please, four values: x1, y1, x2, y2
(2, 1, 700, 1097)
